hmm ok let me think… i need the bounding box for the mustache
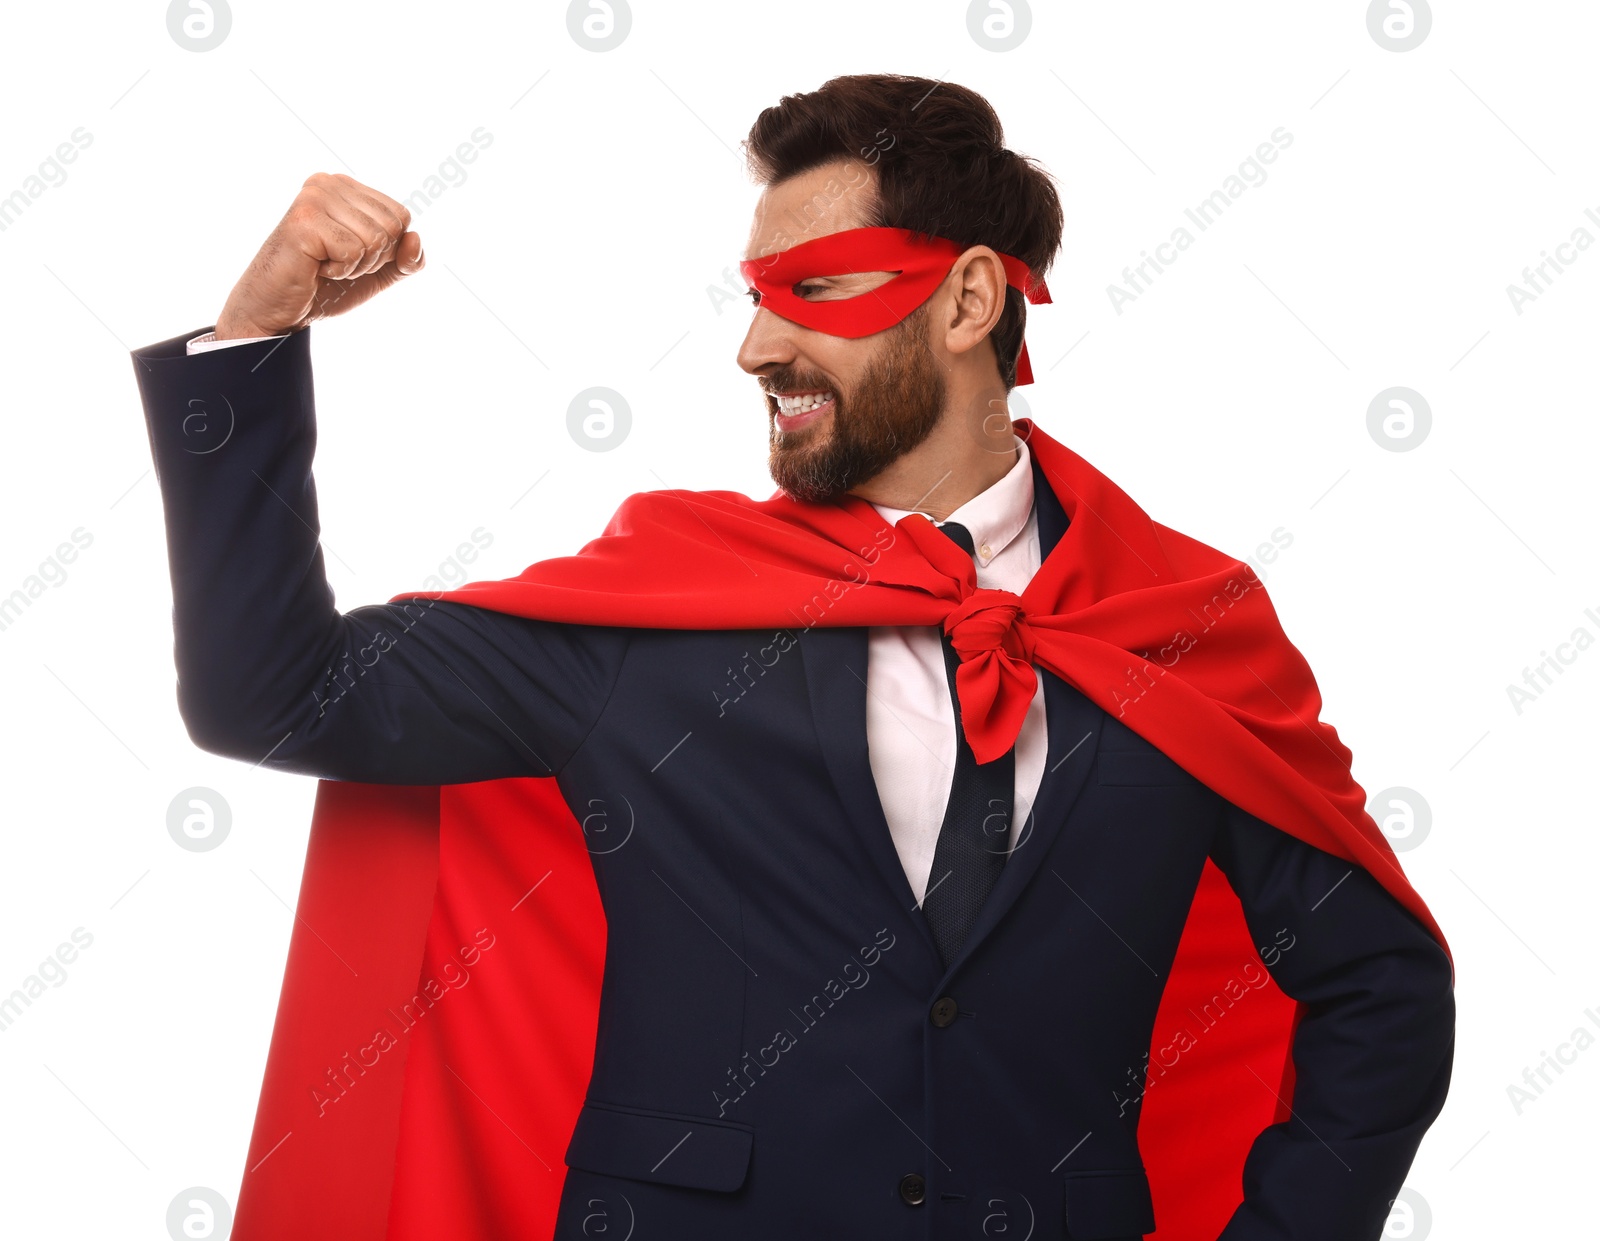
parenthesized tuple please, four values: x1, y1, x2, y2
(760, 369, 835, 397)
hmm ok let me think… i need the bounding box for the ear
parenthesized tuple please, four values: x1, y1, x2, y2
(938, 246, 1009, 367)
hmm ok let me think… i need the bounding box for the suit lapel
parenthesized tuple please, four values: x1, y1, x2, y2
(798, 626, 938, 954)
(948, 670, 1103, 973)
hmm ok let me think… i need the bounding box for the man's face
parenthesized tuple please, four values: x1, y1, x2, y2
(737, 160, 948, 505)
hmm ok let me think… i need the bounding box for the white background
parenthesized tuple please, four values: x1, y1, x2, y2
(0, 1, 1595, 1236)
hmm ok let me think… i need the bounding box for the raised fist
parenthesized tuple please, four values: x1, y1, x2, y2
(214, 172, 424, 339)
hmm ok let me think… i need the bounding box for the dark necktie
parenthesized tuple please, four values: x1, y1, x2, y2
(920, 520, 1015, 969)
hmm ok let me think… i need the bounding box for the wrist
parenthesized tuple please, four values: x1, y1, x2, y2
(212, 323, 275, 341)
(214, 309, 288, 340)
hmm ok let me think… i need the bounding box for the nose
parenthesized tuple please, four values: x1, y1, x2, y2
(736, 307, 797, 376)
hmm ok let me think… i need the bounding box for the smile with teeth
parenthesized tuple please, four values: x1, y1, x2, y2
(775, 390, 831, 412)
(771, 389, 836, 432)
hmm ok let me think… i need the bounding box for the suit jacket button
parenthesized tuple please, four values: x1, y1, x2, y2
(899, 1172, 926, 1206)
(930, 996, 959, 1027)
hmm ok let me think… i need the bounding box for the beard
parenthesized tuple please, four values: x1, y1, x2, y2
(765, 307, 947, 505)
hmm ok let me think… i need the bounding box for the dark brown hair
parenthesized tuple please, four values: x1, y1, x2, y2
(744, 74, 1063, 389)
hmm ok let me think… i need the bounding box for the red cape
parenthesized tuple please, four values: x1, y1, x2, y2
(230, 420, 1450, 1240)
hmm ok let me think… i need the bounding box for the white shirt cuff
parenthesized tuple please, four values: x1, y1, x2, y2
(186, 330, 289, 355)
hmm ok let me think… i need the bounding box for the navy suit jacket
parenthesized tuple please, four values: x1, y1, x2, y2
(134, 326, 1453, 1241)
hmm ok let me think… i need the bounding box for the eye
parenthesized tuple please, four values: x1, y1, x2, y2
(746, 287, 761, 307)
(793, 282, 826, 298)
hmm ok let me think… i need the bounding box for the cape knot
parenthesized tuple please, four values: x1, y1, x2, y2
(943, 588, 1037, 664)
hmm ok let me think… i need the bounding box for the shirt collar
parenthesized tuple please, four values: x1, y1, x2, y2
(868, 435, 1035, 569)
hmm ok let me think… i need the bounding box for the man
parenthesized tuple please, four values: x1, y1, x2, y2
(133, 76, 1453, 1241)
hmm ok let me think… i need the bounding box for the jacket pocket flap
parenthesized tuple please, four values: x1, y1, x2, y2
(565, 1100, 753, 1193)
(1062, 1169, 1156, 1238)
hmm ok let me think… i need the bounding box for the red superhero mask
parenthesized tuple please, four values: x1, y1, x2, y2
(738, 226, 1052, 385)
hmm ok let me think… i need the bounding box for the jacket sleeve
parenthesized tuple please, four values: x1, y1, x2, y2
(131, 324, 631, 785)
(1206, 801, 1456, 1240)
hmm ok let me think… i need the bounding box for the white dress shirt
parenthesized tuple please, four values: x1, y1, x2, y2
(865, 442, 1048, 903)
(186, 331, 1050, 905)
